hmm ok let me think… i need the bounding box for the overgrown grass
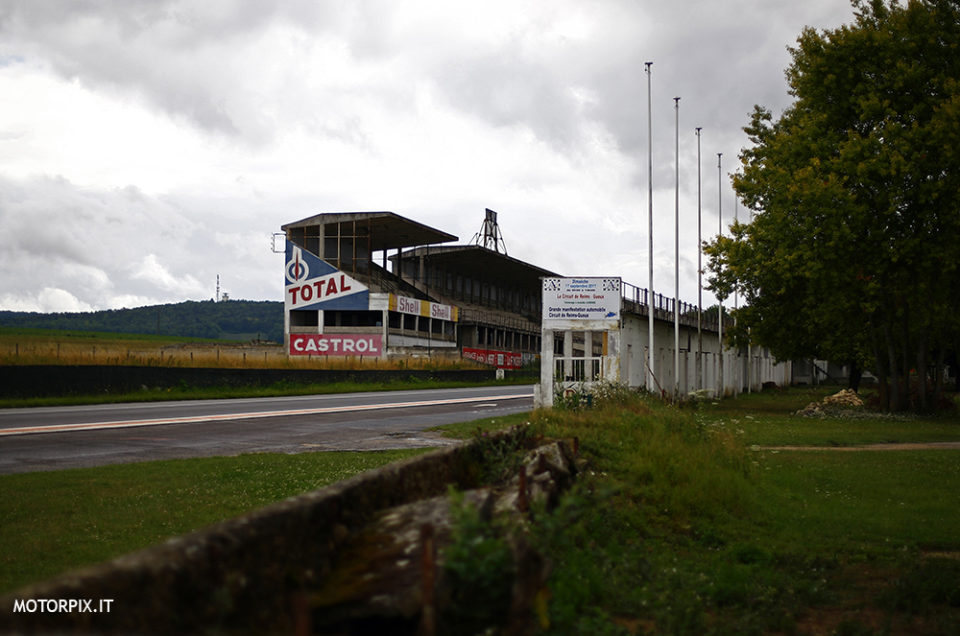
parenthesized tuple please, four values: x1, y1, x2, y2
(516, 388, 960, 634)
(0, 449, 428, 594)
(428, 410, 534, 440)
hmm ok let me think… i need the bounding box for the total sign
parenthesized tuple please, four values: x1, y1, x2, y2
(284, 242, 369, 311)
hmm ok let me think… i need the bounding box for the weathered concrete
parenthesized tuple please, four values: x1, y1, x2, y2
(0, 430, 576, 635)
(304, 439, 578, 635)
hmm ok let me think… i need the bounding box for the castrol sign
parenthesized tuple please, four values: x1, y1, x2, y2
(289, 334, 382, 356)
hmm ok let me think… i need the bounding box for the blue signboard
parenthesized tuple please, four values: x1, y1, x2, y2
(284, 241, 369, 311)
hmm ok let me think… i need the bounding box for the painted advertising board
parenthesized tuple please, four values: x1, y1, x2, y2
(462, 347, 523, 370)
(388, 294, 459, 322)
(541, 277, 622, 329)
(289, 334, 383, 356)
(284, 242, 369, 312)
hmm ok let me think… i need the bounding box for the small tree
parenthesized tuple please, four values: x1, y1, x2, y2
(707, 0, 960, 411)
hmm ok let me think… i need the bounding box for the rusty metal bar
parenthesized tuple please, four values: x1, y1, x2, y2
(419, 523, 436, 636)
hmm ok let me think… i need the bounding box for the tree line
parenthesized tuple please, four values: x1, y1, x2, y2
(0, 300, 284, 343)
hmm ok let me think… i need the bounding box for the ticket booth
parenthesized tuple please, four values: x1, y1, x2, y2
(536, 277, 622, 407)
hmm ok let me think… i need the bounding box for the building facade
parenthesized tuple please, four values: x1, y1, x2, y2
(282, 211, 552, 366)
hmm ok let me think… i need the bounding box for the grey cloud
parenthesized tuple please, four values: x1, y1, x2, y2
(0, 175, 239, 310)
(437, 48, 583, 149)
(0, 0, 854, 154)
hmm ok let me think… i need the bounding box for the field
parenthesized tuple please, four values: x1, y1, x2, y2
(0, 327, 517, 407)
(0, 327, 479, 370)
(0, 449, 430, 594)
(518, 387, 960, 634)
(2, 385, 958, 633)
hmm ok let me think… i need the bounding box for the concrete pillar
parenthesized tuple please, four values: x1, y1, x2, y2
(538, 330, 555, 408)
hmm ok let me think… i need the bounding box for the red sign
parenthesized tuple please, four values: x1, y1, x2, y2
(462, 347, 523, 369)
(290, 334, 382, 356)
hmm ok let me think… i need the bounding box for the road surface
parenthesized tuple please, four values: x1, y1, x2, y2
(0, 386, 534, 474)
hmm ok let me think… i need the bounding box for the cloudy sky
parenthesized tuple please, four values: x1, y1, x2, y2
(0, 0, 856, 313)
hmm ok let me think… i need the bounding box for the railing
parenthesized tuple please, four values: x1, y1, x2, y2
(554, 357, 603, 383)
(620, 281, 729, 331)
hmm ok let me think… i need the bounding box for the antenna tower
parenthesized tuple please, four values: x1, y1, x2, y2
(472, 208, 507, 254)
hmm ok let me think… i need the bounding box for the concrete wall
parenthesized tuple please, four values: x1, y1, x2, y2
(536, 312, 792, 406)
(0, 366, 498, 398)
(620, 312, 791, 397)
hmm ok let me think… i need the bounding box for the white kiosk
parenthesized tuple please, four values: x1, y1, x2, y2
(537, 277, 623, 407)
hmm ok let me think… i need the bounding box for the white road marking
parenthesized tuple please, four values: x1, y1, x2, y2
(0, 393, 533, 437)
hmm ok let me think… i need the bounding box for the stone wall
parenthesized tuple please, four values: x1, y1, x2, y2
(0, 434, 519, 634)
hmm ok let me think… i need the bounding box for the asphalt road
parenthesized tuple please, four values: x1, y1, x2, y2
(0, 385, 534, 474)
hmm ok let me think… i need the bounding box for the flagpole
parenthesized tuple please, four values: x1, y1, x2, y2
(717, 152, 724, 399)
(673, 96, 680, 399)
(696, 127, 703, 393)
(646, 62, 655, 393)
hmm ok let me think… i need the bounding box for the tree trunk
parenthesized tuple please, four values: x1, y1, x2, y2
(933, 348, 945, 410)
(848, 361, 862, 392)
(885, 321, 901, 412)
(916, 336, 928, 413)
(901, 315, 913, 411)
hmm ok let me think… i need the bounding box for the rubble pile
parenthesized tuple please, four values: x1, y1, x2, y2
(797, 389, 864, 417)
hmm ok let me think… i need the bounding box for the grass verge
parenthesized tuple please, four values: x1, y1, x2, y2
(0, 449, 428, 594)
(506, 387, 960, 634)
(0, 377, 533, 409)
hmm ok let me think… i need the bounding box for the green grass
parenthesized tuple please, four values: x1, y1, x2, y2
(0, 326, 223, 343)
(755, 450, 960, 554)
(693, 386, 960, 446)
(508, 387, 960, 634)
(0, 377, 534, 409)
(0, 449, 428, 594)
(5, 385, 960, 633)
(428, 410, 534, 439)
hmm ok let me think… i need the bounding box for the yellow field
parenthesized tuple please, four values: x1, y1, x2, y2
(0, 330, 478, 370)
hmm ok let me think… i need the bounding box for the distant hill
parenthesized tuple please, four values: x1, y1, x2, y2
(0, 300, 284, 343)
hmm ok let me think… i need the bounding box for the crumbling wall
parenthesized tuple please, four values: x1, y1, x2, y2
(0, 435, 520, 635)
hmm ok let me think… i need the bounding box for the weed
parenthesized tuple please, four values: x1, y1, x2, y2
(471, 424, 535, 484)
(881, 557, 960, 612)
(517, 388, 960, 634)
(440, 488, 516, 634)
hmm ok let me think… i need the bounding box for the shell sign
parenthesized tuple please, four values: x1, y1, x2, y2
(388, 294, 458, 322)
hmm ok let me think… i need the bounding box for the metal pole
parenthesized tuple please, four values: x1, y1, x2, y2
(734, 194, 739, 397)
(674, 96, 680, 399)
(717, 152, 724, 399)
(646, 62, 655, 393)
(696, 127, 703, 393)
(748, 204, 754, 393)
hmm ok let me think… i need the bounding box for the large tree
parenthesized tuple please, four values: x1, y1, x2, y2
(706, 0, 960, 411)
